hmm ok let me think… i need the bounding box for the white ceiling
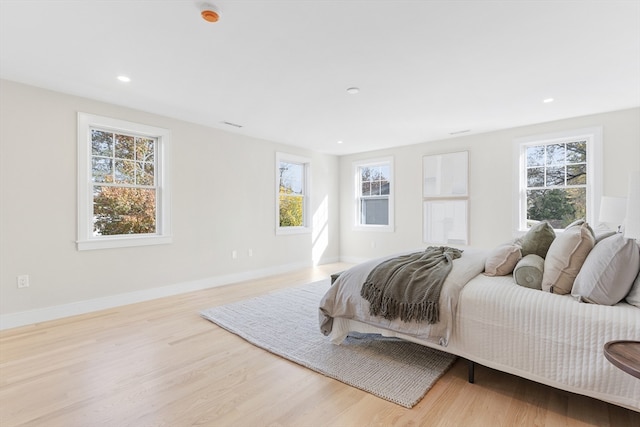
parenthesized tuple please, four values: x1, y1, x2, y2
(1, 1, 639, 155)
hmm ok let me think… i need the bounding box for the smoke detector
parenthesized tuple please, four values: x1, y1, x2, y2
(201, 4, 220, 22)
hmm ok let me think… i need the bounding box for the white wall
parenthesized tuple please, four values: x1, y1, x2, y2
(0, 80, 340, 325)
(339, 108, 640, 262)
(2, 79, 638, 327)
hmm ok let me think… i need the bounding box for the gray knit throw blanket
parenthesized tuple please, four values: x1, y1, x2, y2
(360, 246, 463, 324)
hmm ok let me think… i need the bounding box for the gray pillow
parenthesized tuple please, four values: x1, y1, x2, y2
(518, 221, 556, 258)
(572, 234, 639, 305)
(513, 254, 544, 290)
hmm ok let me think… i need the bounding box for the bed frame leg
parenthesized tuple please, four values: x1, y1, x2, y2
(467, 360, 475, 383)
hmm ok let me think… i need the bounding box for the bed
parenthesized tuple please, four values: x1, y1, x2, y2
(319, 226, 640, 411)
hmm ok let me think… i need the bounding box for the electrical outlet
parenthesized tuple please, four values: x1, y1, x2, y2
(232, 250, 238, 259)
(17, 275, 29, 288)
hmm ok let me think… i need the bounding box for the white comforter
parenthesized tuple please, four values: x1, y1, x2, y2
(321, 263, 640, 411)
(454, 274, 640, 411)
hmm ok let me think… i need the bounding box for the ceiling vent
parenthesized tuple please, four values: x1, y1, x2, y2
(222, 121, 243, 128)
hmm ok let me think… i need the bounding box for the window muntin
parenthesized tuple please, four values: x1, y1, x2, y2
(77, 113, 171, 250)
(515, 128, 602, 232)
(359, 164, 390, 225)
(279, 161, 305, 227)
(276, 153, 310, 234)
(354, 158, 394, 230)
(525, 140, 587, 229)
(91, 129, 158, 236)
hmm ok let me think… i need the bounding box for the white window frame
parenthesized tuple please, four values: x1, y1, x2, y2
(513, 127, 602, 234)
(276, 152, 311, 235)
(353, 157, 394, 232)
(77, 112, 172, 250)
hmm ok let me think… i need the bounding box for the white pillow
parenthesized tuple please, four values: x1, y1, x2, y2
(625, 242, 640, 308)
(572, 234, 640, 305)
(626, 272, 640, 308)
(592, 221, 616, 243)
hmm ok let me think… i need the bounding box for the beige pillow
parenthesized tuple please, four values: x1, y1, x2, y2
(513, 254, 544, 289)
(541, 222, 595, 294)
(572, 234, 640, 305)
(518, 221, 556, 258)
(484, 244, 522, 276)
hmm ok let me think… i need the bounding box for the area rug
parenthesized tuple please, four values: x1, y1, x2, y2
(200, 280, 457, 408)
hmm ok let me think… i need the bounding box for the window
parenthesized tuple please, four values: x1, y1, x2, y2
(276, 152, 310, 234)
(354, 157, 394, 231)
(514, 127, 602, 232)
(77, 113, 171, 250)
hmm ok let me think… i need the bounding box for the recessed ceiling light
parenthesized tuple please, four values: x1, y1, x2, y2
(337, 140, 343, 144)
(346, 87, 360, 95)
(543, 98, 554, 103)
(117, 75, 131, 83)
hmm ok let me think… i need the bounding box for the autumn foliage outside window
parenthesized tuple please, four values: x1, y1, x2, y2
(278, 161, 305, 227)
(91, 129, 157, 235)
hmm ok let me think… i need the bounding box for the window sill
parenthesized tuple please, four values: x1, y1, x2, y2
(276, 226, 311, 236)
(77, 235, 172, 251)
(353, 225, 395, 233)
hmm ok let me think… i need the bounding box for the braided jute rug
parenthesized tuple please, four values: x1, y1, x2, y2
(200, 280, 456, 408)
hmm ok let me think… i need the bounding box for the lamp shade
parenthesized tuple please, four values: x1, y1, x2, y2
(624, 171, 640, 240)
(599, 196, 627, 225)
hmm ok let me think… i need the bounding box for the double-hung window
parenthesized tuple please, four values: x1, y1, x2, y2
(77, 113, 171, 250)
(514, 127, 602, 232)
(276, 152, 310, 234)
(354, 157, 394, 231)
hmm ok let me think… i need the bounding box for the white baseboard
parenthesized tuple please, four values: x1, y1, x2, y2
(339, 256, 371, 264)
(0, 261, 312, 331)
(316, 256, 340, 265)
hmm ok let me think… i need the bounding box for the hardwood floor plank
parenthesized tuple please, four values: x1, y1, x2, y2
(1, 263, 638, 426)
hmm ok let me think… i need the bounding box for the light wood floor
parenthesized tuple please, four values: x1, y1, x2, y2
(1, 263, 639, 427)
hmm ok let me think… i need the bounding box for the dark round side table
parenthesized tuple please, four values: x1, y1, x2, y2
(604, 340, 640, 379)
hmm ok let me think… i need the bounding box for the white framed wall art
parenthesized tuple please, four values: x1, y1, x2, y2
(423, 151, 469, 245)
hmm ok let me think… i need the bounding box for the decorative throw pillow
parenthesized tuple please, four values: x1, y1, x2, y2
(484, 244, 522, 276)
(626, 268, 640, 308)
(541, 222, 595, 294)
(518, 221, 556, 258)
(513, 254, 544, 289)
(565, 218, 586, 228)
(595, 230, 617, 244)
(591, 222, 617, 244)
(572, 234, 640, 305)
